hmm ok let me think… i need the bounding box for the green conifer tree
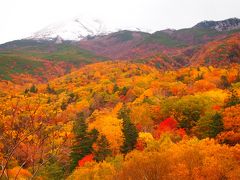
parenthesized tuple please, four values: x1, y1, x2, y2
(118, 105, 138, 154)
(94, 135, 112, 162)
(209, 112, 224, 138)
(30, 84, 38, 93)
(70, 112, 98, 171)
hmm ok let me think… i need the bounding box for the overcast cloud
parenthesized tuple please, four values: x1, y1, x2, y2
(0, 0, 239, 43)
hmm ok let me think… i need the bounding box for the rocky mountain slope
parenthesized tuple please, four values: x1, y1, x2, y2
(193, 18, 240, 31)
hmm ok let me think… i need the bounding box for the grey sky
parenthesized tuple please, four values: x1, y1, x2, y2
(0, 0, 239, 44)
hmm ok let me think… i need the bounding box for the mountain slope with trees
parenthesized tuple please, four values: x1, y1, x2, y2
(0, 61, 240, 179)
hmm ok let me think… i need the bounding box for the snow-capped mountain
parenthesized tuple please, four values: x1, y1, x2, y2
(193, 18, 240, 31)
(28, 16, 109, 41)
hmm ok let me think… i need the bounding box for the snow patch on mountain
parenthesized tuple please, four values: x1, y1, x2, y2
(28, 16, 109, 41)
(193, 18, 240, 32)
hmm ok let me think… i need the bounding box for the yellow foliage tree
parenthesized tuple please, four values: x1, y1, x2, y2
(88, 111, 123, 155)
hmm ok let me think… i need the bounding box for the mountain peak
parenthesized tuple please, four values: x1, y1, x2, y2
(193, 18, 240, 31)
(27, 16, 108, 41)
(54, 35, 64, 44)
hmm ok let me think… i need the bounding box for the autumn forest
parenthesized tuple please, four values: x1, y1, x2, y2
(0, 17, 240, 180)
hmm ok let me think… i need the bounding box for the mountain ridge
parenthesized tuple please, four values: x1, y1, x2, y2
(25, 17, 240, 42)
(193, 18, 240, 31)
(0, 17, 239, 83)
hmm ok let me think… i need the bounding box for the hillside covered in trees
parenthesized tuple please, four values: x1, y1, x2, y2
(0, 61, 240, 179)
(0, 15, 240, 180)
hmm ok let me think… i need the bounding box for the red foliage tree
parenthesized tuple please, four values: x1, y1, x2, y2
(135, 139, 145, 151)
(78, 154, 94, 167)
(154, 117, 186, 139)
(158, 118, 177, 131)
